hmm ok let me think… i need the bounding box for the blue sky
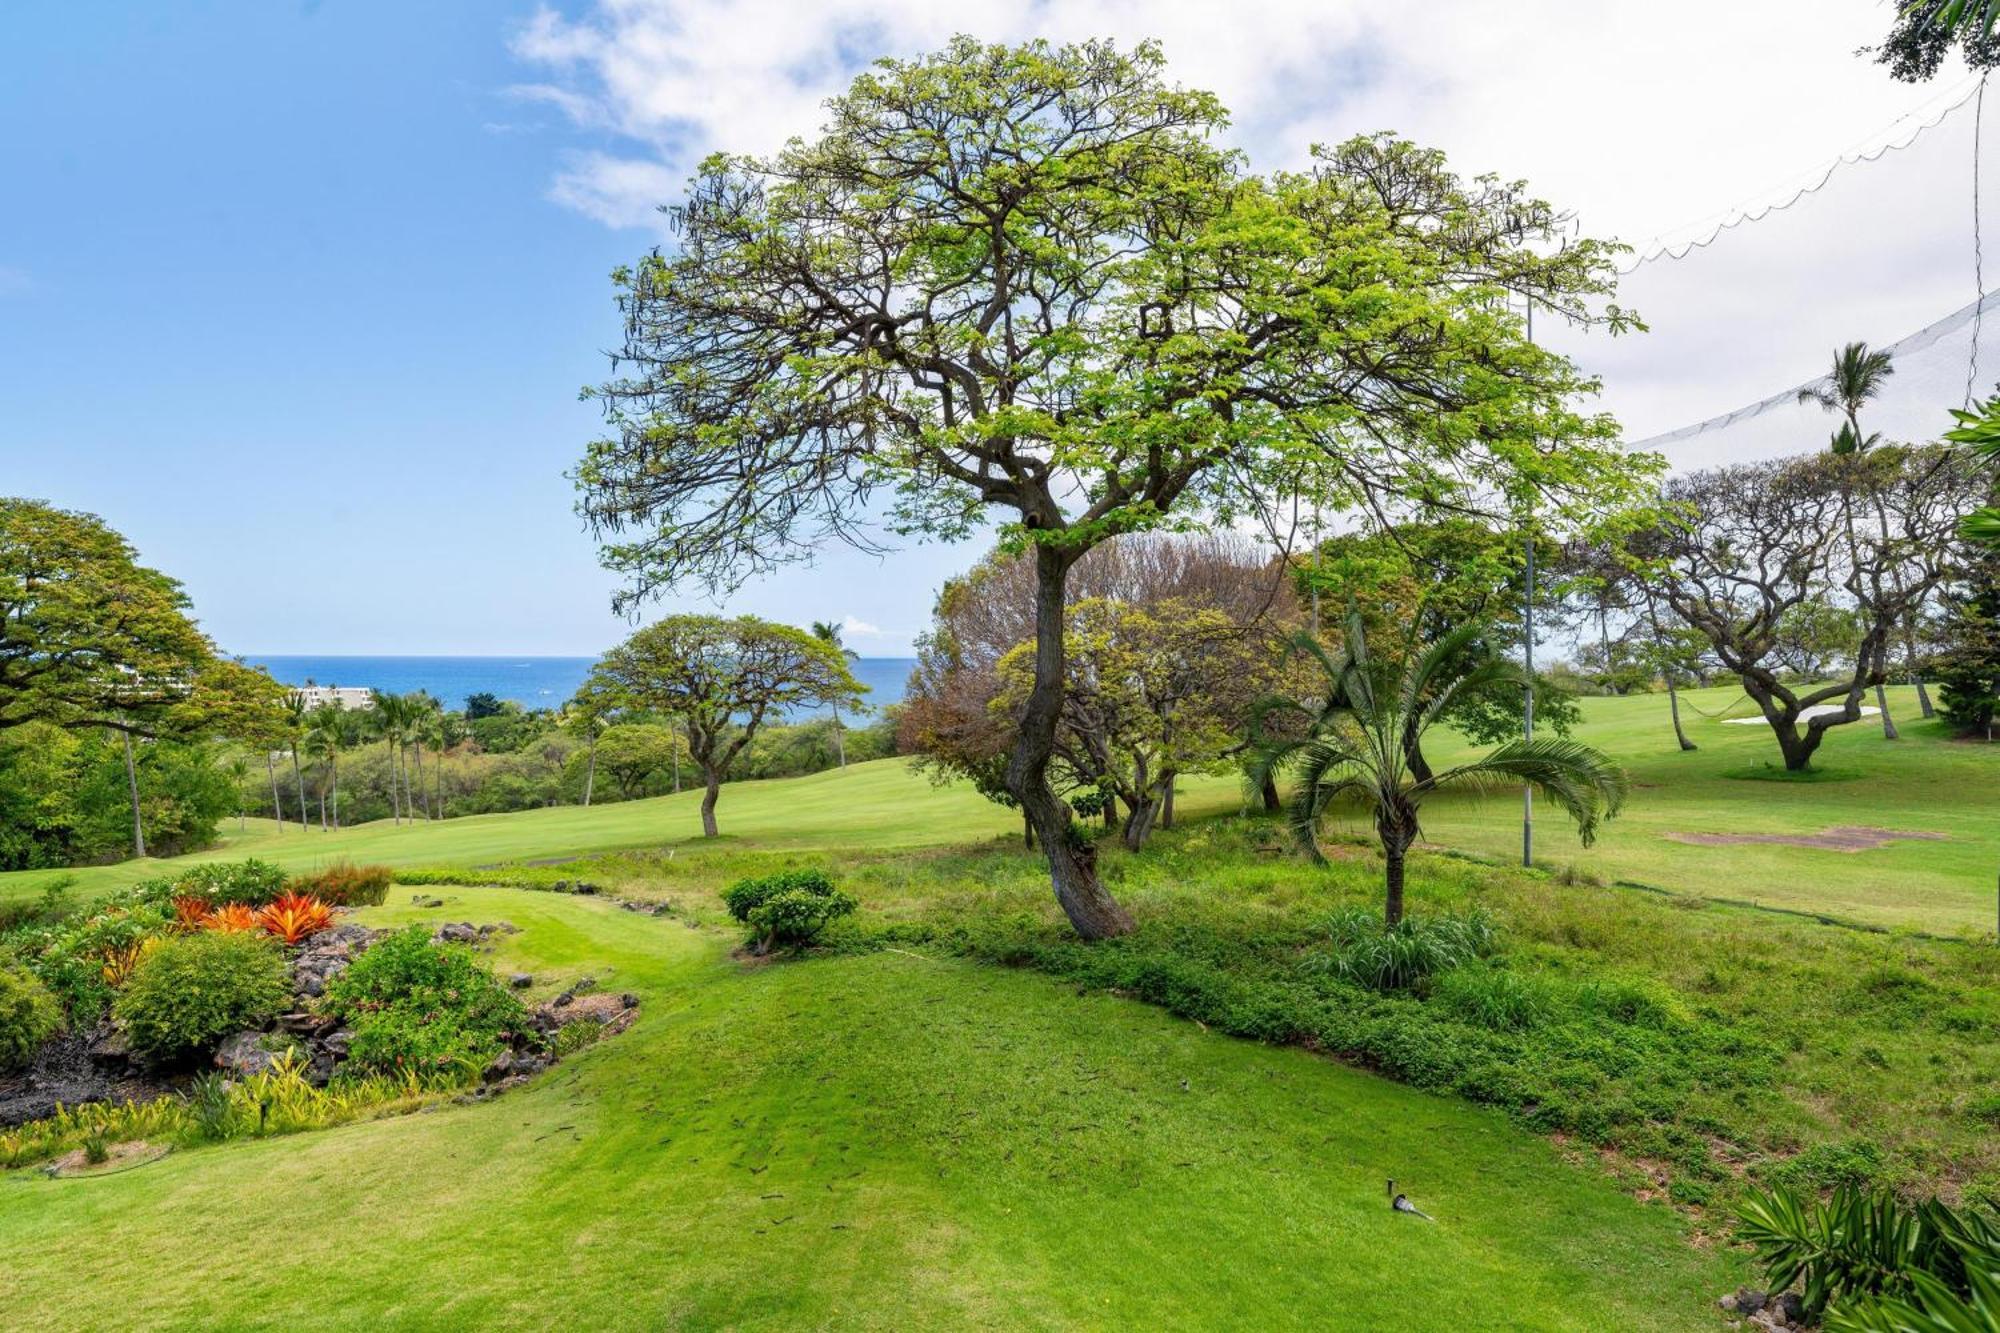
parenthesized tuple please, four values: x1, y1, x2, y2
(2, 1, 1979, 656)
(0, 0, 970, 655)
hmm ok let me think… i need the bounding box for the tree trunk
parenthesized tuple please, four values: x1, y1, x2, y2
(412, 742, 429, 818)
(267, 752, 283, 830)
(1161, 771, 1176, 830)
(330, 754, 339, 830)
(1666, 680, 1697, 751)
(1905, 624, 1936, 719)
(1006, 546, 1133, 940)
(1383, 844, 1406, 928)
(1260, 772, 1281, 813)
(583, 736, 597, 807)
(1874, 681, 1900, 740)
(700, 770, 721, 838)
(1023, 810, 1035, 850)
(122, 729, 146, 859)
(386, 738, 401, 825)
(832, 704, 845, 768)
(291, 744, 309, 832)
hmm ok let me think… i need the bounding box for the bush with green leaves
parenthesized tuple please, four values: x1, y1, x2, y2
(114, 932, 290, 1061)
(1739, 1182, 2000, 1327)
(12, 898, 173, 1022)
(0, 961, 62, 1070)
(323, 927, 526, 1079)
(158, 858, 288, 907)
(722, 869, 856, 951)
(1303, 908, 1496, 992)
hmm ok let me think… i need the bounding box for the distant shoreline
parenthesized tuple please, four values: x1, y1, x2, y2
(245, 654, 915, 713)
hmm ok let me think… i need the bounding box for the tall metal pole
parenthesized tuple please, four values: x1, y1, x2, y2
(1522, 300, 1535, 869)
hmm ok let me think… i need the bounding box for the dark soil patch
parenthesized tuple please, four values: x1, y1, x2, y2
(1663, 826, 1948, 853)
(0, 1033, 184, 1129)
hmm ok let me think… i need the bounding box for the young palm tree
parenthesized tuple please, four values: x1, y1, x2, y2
(1797, 340, 1895, 455)
(282, 691, 312, 833)
(1251, 613, 1629, 927)
(810, 620, 862, 767)
(225, 755, 251, 833)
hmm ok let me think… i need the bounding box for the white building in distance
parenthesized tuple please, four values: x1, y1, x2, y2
(289, 684, 375, 711)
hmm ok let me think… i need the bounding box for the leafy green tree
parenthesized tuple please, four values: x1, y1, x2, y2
(463, 691, 503, 720)
(572, 38, 1643, 937)
(305, 704, 343, 830)
(1252, 614, 1627, 925)
(0, 499, 217, 738)
(585, 616, 864, 837)
(592, 723, 686, 799)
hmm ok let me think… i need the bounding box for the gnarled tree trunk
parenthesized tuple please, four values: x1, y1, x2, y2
(122, 729, 146, 858)
(1008, 546, 1133, 940)
(700, 770, 721, 838)
(1666, 680, 1697, 752)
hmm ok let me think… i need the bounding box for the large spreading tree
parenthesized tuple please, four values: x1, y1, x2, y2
(584, 615, 864, 837)
(573, 37, 1646, 938)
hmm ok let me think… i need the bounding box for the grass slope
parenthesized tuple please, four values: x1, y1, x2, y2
(0, 886, 1738, 1330)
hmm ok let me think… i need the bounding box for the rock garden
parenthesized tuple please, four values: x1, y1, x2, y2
(0, 859, 637, 1171)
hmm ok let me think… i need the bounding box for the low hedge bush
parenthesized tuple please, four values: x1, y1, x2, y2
(0, 962, 62, 1071)
(722, 869, 855, 951)
(114, 932, 290, 1061)
(324, 927, 527, 1079)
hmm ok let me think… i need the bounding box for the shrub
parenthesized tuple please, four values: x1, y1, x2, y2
(114, 932, 290, 1061)
(0, 962, 62, 1070)
(288, 862, 393, 907)
(324, 927, 526, 1079)
(160, 859, 288, 908)
(254, 893, 334, 945)
(1304, 908, 1497, 992)
(722, 868, 836, 923)
(723, 869, 855, 951)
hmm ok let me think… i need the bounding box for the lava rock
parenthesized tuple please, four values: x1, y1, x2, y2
(1733, 1288, 1768, 1315)
(481, 1050, 516, 1083)
(509, 973, 533, 989)
(1773, 1293, 1806, 1325)
(435, 922, 479, 944)
(214, 1031, 283, 1078)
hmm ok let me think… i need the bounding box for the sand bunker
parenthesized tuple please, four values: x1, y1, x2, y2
(1721, 705, 1880, 726)
(1663, 826, 1947, 852)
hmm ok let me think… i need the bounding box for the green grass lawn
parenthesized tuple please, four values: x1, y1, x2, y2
(0, 885, 1741, 1330)
(11, 683, 1990, 936)
(1403, 685, 1999, 935)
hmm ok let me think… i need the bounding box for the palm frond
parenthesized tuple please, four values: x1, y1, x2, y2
(1423, 738, 1629, 845)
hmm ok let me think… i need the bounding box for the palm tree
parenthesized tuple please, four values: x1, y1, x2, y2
(225, 755, 251, 833)
(305, 705, 343, 831)
(1799, 341, 1914, 733)
(370, 690, 406, 824)
(282, 692, 311, 833)
(811, 620, 862, 767)
(408, 692, 440, 820)
(1251, 613, 1629, 927)
(1797, 341, 1895, 455)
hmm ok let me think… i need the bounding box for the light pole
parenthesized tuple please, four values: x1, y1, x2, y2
(1522, 298, 1536, 869)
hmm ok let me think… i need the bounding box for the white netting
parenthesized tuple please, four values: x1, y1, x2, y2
(1538, 78, 1997, 474)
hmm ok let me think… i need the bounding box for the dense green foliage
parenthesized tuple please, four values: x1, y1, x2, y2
(114, 931, 290, 1060)
(0, 959, 62, 1070)
(0, 722, 235, 869)
(723, 868, 858, 951)
(1740, 1183, 2000, 1327)
(324, 927, 527, 1078)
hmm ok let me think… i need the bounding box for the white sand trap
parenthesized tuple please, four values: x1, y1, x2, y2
(1722, 704, 1880, 726)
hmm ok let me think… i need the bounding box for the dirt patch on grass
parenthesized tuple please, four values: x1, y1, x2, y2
(1663, 826, 1947, 852)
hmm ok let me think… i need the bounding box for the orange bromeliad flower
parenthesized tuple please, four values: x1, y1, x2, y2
(254, 893, 334, 945)
(171, 895, 213, 931)
(203, 902, 260, 933)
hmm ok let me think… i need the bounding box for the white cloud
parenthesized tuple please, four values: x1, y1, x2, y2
(839, 615, 887, 638)
(508, 1, 1992, 460)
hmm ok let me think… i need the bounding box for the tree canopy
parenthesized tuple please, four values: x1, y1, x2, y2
(584, 615, 865, 836)
(573, 37, 1649, 937)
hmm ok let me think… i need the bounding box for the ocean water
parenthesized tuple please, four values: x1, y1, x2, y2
(248, 655, 915, 715)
